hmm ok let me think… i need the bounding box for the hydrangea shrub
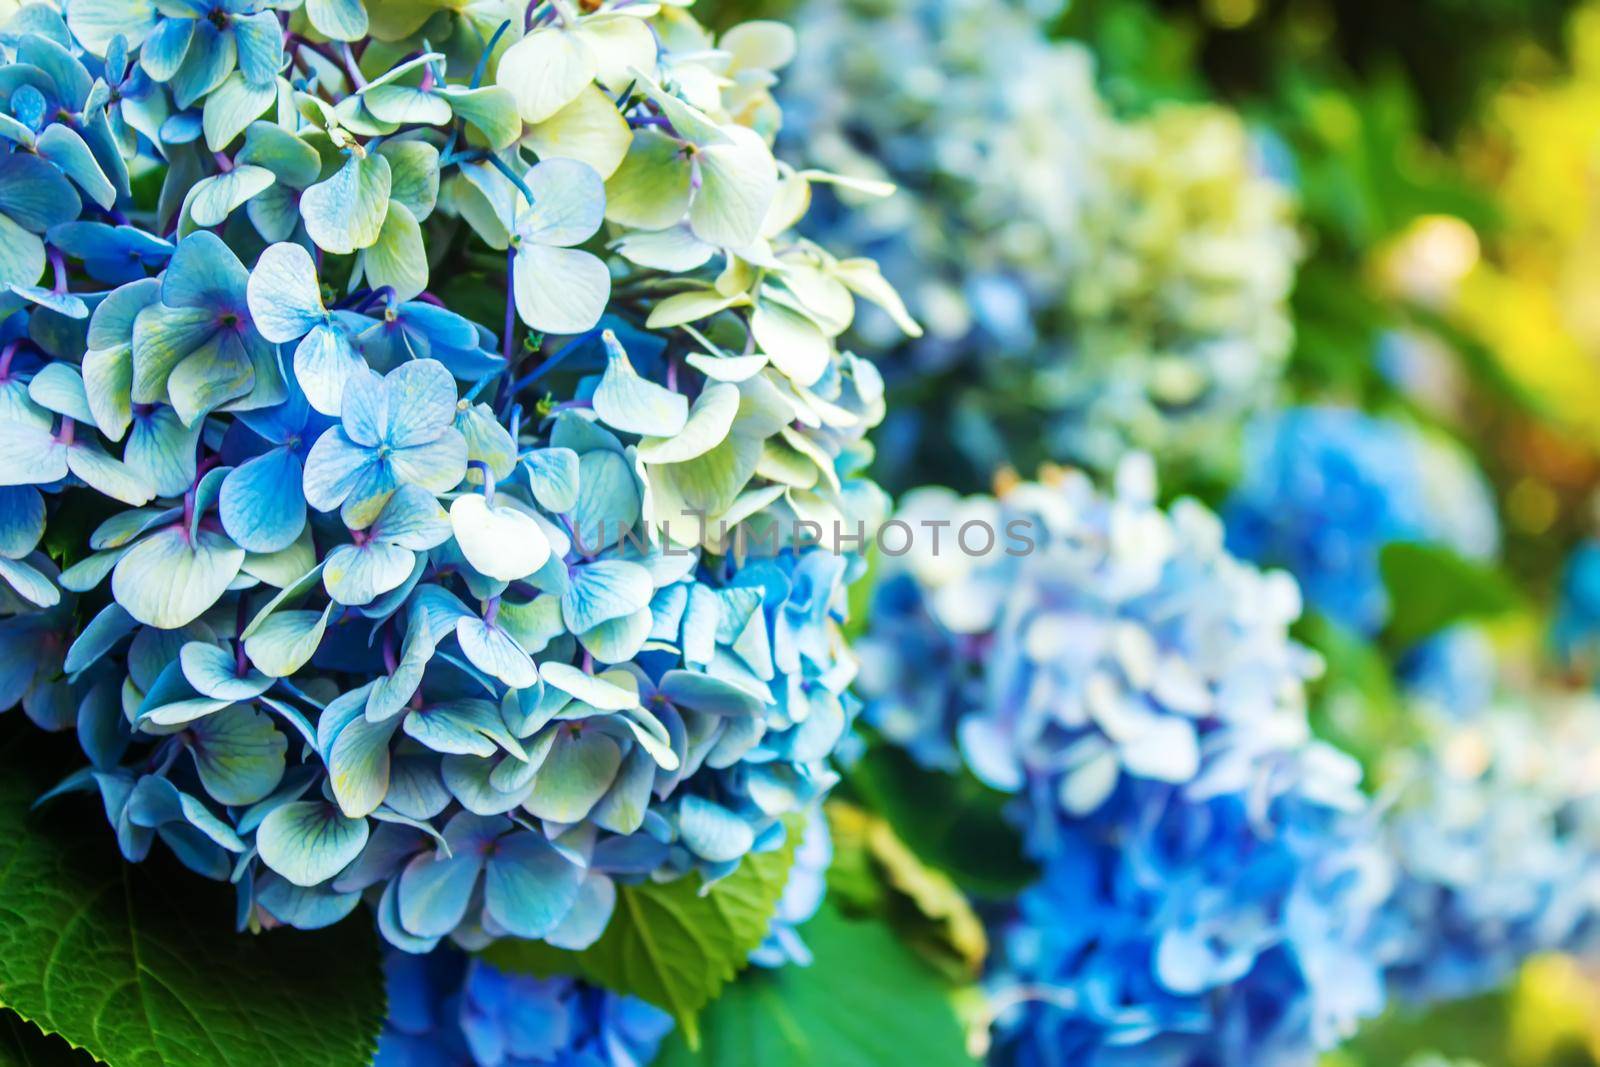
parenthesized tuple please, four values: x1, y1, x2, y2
(856, 457, 1391, 1063)
(0, 0, 914, 964)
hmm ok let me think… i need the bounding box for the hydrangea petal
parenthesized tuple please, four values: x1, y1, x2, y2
(563, 559, 653, 633)
(179, 640, 271, 701)
(307, 0, 369, 40)
(220, 447, 306, 553)
(512, 242, 610, 335)
(302, 152, 392, 255)
(325, 540, 415, 606)
(247, 241, 326, 343)
(677, 794, 754, 863)
(449, 494, 551, 582)
(258, 799, 371, 887)
(522, 728, 623, 823)
(187, 706, 287, 805)
(518, 158, 606, 247)
(456, 618, 538, 689)
(482, 831, 586, 939)
(111, 525, 245, 629)
(243, 606, 332, 678)
(592, 331, 688, 438)
(202, 72, 274, 152)
(688, 130, 777, 250)
(361, 201, 427, 302)
(329, 713, 400, 818)
(496, 27, 595, 125)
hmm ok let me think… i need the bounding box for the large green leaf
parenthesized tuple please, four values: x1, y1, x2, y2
(482, 823, 798, 1045)
(0, 731, 385, 1067)
(1379, 541, 1522, 648)
(843, 742, 1035, 898)
(653, 903, 977, 1067)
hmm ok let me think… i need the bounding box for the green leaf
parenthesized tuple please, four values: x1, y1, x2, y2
(842, 742, 1035, 899)
(823, 802, 988, 982)
(1331, 988, 1511, 1067)
(481, 820, 799, 1045)
(653, 903, 977, 1067)
(0, 730, 386, 1067)
(1378, 541, 1522, 648)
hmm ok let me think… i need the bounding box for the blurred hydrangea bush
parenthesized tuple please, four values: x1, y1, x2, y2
(857, 457, 1392, 1063)
(1224, 407, 1501, 636)
(0, 0, 916, 972)
(1377, 693, 1600, 1006)
(781, 0, 1299, 481)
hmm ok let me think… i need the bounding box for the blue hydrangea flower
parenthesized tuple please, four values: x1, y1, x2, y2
(857, 457, 1390, 1063)
(851, 457, 1401, 1062)
(0, 0, 912, 961)
(68, 0, 283, 109)
(1223, 407, 1500, 636)
(376, 949, 672, 1067)
(992, 751, 1390, 1067)
(859, 456, 1323, 851)
(0, 23, 124, 299)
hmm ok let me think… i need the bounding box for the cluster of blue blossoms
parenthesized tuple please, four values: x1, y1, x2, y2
(1223, 407, 1499, 636)
(856, 434, 1600, 1063)
(857, 456, 1392, 1065)
(1220, 404, 1600, 1015)
(377, 950, 671, 1067)
(1222, 412, 1497, 639)
(0, 0, 909, 984)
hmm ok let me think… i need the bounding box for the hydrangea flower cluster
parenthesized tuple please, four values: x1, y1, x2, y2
(1034, 105, 1301, 473)
(1377, 695, 1600, 1004)
(858, 456, 1323, 836)
(994, 757, 1392, 1067)
(856, 457, 1391, 1063)
(1224, 407, 1501, 636)
(781, 0, 1299, 473)
(0, 0, 914, 954)
(377, 948, 671, 1067)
